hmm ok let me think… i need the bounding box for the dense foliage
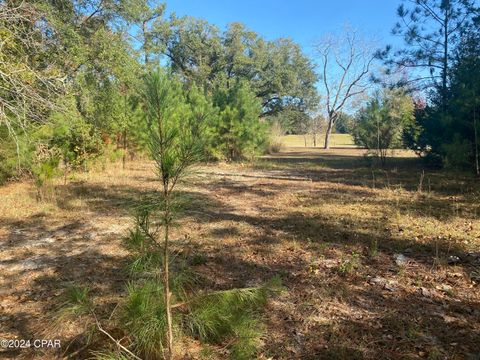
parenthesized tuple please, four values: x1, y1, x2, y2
(379, 0, 480, 172)
(0, 0, 317, 184)
(405, 28, 480, 171)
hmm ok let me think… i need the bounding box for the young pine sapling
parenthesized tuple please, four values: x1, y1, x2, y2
(141, 69, 208, 359)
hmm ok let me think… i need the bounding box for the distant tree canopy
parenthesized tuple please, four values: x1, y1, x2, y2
(266, 108, 312, 134)
(156, 19, 319, 116)
(377, 0, 477, 99)
(0, 0, 318, 183)
(3, 0, 479, 181)
(334, 112, 354, 134)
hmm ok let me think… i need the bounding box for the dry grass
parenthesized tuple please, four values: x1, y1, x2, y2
(280, 133, 355, 148)
(1, 148, 479, 359)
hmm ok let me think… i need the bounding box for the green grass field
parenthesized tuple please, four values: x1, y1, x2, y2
(280, 133, 355, 148)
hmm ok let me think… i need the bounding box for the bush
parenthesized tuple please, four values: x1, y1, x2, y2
(352, 89, 414, 166)
(31, 144, 60, 201)
(0, 96, 107, 185)
(123, 281, 170, 359)
(48, 103, 104, 171)
(442, 134, 472, 169)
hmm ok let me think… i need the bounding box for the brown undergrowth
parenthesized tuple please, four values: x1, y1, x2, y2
(1, 148, 479, 359)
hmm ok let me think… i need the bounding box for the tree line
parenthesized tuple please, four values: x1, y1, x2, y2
(0, 0, 318, 185)
(1, 0, 480, 188)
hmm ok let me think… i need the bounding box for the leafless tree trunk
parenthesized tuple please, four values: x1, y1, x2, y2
(315, 29, 374, 149)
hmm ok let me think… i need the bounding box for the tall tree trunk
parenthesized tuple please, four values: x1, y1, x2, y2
(377, 116, 381, 160)
(442, 3, 449, 112)
(142, 21, 149, 65)
(324, 117, 334, 149)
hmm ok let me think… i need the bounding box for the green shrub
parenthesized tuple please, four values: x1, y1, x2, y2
(57, 286, 93, 318)
(352, 89, 414, 166)
(442, 134, 472, 170)
(209, 81, 268, 161)
(184, 279, 280, 359)
(31, 143, 60, 201)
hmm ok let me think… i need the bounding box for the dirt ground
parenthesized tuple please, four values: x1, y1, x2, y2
(1, 147, 479, 359)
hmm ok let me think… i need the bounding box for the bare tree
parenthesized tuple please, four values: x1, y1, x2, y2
(315, 29, 375, 149)
(0, 3, 63, 134)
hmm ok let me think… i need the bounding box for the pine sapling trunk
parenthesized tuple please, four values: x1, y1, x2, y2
(123, 92, 128, 170)
(163, 192, 174, 359)
(377, 116, 381, 164)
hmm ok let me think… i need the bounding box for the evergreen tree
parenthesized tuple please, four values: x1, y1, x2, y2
(353, 89, 415, 165)
(378, 0, 478, 106)
(141, 69, 207, 359)
(210, 81, 266, 160)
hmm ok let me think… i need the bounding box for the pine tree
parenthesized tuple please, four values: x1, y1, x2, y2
(141, 69, 206, 359)
(379, 0, 477, 107)
(210, 81, 267, 160)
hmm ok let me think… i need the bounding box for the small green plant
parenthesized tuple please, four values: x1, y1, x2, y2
(122, 281, 169, 359)
(121, 212, 282, 359)
(51, 285, 97, 351)
(338, 252, 362, 275)
(56, 285, 93, 319)
(184, 277, 281, 359)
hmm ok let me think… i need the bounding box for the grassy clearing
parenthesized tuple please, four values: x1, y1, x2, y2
(0, 148, 479, 359)
(280, 133, 355, 148)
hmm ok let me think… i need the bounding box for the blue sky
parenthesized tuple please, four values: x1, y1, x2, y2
(164, 0, 402, 54)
